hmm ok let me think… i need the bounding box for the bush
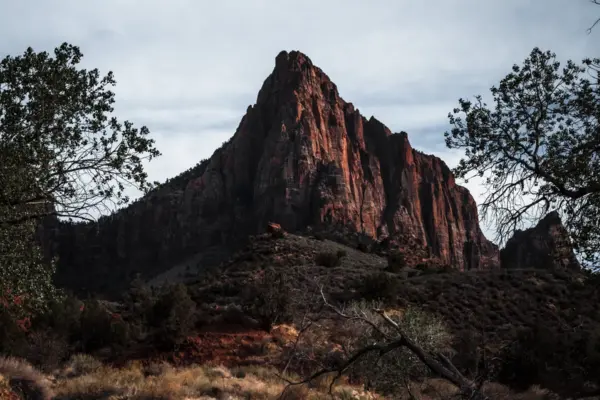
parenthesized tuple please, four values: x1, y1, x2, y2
(242, 268, 293, 332)
(336, 249, 348, 259)
(387, 252, 407, 272)
(19, 331, 69, 373)
(358, 272, 400, 302)
(122, 279, 156, 342)
(41, 295, 84, 338)
(315, 251, 342, 268)
(313, 232, 326, 241)
(0, 305, 28, 356)
(143, 361, 173, 377)
(150, 284, 197, 348)
(64, 353, 103, 377)
(80, 300, 130, 351)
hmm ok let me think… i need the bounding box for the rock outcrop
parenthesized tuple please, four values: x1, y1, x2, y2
(52, 50, 499, 295)
(500, 211, 580, 270)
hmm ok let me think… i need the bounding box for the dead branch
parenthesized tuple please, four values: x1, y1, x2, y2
(588, 0, 600, 33)
(278, 289, 489, 400)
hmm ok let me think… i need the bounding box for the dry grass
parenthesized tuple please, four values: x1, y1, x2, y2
(0, 357, 54, 400)
(376, 378, 559, 400)
(51, 361, 378, 400)
(0, 354, 562, 399)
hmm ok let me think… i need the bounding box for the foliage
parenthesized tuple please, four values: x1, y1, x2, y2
(315, 251, 343, 268)
(498, 322, 600, 394)
(150, 284, 197, 348)
(341, 301, 452, 396)
(64, 353, 103, 378)
(80, 300, 130, 351)
(242, 268, 293, 331)
(18, 330, 69, 373)
(0, 42, 161, 223)
(386, 251, 406, 272)
(445, 47, 600, 264)
(0, 42, 160, 316)
(357, 271, 400, 302)
(37, 294, 85, 338)
(0, 220, 61, 314)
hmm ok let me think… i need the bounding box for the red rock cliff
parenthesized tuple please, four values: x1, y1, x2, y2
(53, 50, 499, 294)
(500, 211, 580, 270)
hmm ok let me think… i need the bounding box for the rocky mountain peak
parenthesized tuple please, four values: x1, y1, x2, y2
(51, 50, 500, 295)
(500, 211, 580, 270)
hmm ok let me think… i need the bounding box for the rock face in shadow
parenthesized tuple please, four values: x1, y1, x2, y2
(500, 211, 580, 270)
(52, 50, 499, 295)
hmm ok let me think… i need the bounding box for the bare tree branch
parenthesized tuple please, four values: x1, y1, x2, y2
(278, 289, 489, 400)
(587, 0, 600, 34)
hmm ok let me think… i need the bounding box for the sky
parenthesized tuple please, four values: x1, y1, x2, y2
(0, 0, 598, 240)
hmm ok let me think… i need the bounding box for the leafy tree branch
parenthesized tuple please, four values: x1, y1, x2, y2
(445, 47, 600, 265)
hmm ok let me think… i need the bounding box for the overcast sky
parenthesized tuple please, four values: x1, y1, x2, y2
(1, 0, 598, 238)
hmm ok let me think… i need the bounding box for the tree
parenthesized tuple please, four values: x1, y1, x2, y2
(445, 47, 600, 264)
(0, 43, 160, 224)
(0, 43, 161, 310)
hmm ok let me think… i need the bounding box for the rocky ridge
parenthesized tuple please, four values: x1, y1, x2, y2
(500, 211, 581, 270)
(52, 50, 500, 295)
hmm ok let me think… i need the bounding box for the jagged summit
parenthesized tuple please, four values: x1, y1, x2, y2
(50, 50, 500, 295)
(275, 50, 314, 69)
(500, 211, 580, 270)
(255, 50, 340, 113)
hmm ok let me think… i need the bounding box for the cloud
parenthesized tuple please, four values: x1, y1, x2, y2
(1, 0, 598, 237)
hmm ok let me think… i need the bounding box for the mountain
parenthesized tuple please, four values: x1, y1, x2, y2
(51, 50, 499, 295)
(500, 211, 581, 270)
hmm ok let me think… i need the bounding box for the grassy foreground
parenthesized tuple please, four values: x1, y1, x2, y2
(0, 355, 561, 400)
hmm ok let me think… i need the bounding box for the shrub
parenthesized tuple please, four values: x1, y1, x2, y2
(0, 305, 28, 356)
(312, 231, 326, 241)
(80, 300, 131, 351)
(143, 361, 173, 377)
(315, 251, 342, 268)
(242, 268, 293, 332)
(40, 295, 84, 338)
(150, 284, 197, 348)
(387, 252, 407, 272)
(271, 228, 285, 239)
(336, 249, 348, 259)
(357, 272, 400, 302)
(19, 331, 69, 373)
(64, 353, 103, 377)
(357, 242, 370, 252)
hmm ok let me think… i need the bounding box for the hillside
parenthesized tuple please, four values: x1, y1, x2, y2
(7, 228, 593, 398)
(177, 229, 597, 395)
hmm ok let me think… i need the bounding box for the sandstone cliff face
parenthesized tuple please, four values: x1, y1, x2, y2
(500, 211, 580, 270)
(53, 50, 499, 294)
